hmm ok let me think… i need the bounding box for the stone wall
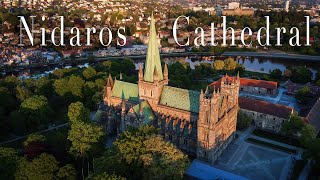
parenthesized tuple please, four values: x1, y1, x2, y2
(240, 85, 277, 96)
(240, 109, 286, 133)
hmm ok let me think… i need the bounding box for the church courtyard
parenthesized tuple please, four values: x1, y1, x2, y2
(213, 127, 301, 180)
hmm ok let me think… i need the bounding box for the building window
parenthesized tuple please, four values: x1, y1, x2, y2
(204, 151, 207, 157)
(184, 139, 188, 145)
(169, 134, 172, 141)
(204, 132, 209, 141)
(267, 89, 272, 94)
(241, 88, 244, 91)
(151, 91, 153, 97)
(206, 111, 210, 125)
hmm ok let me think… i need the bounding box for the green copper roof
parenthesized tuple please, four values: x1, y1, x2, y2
(132, 101, 155, 124)
(144, 13, 163, 82)
(111, 80, 139, 102)
(159, 86, 200, 113)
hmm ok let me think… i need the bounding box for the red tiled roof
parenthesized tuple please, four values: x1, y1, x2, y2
(208, 76, 277, 90)
(240, 78, 277, 90)
(239, 97, 293, 119)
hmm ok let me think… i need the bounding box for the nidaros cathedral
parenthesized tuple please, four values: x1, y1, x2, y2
(102, 14, 240, 164)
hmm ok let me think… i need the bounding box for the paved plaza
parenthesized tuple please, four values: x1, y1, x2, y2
(214, 128, 298, 180)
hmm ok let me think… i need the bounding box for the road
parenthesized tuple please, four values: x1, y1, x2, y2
(0, 123, 69, 146)
(223, 52, 320, 61)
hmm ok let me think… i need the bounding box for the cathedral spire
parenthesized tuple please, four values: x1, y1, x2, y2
(144, 12, 163, 82)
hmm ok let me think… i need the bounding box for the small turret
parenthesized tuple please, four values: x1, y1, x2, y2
(200, 89, 204, 99)
(205, 86, 209, 95)
(121, 100, 126, 113)
(138, 64, 143, 81)
(153, 67, 158, 82)
(107, 73, 114, 87)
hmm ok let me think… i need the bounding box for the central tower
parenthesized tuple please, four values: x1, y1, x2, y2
(138, 13, 168, 110)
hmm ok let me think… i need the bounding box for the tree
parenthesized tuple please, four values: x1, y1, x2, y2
(300, 124, 316, 146)
(292, 67, 312, 83)
(0, 87, 16, 136)
(87, 173, 125, 180)
(57, 164, 76, 180)
(295, 86, 313, 103)
(16, 85, 31, 102)
(95, 79, 106, 91)
(53, 76, 85, 100)
(281, 113, 304, 137)
(67, 102, 103, 178)
(3, 75, 19, 92)
(304, 138, 320, 171)
(15, 153, 59, 180)
(83, 81, 98, 109)
(83, 67, 97, 80)
(68, 121, 103, 157)
(237, 111, 251, 130)
(20, 95, 53, 131)
(35, 77, 52, 97)
(235, 64, 246, 76)
(95, 125, 189, 180)
(316, 79, 320, 86)
(0, 147, 19, 180)
(213, 60, 225, 71)
(270, 69, 282, 80)
(224, 58, 237, 71)
(67, 102, 90, 124)
(24, 133, 46, 147)
(9, 111, 27, 135)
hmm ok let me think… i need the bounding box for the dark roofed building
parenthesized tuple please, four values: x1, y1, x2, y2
(285, 80, 320, 95)
(307, 97, 320, 133)
(239, 97, 293, 133)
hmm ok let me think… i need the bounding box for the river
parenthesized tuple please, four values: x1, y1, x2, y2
(11, 56, 320, 80)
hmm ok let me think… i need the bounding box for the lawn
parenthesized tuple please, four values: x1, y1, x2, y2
(252, 129, 302, 148)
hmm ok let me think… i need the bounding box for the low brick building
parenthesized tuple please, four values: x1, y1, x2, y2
(285, 80, 320, 95)
(239, 97, 294, 133)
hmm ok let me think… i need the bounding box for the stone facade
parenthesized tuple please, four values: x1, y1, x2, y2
(238, 97, 293, 133)
(240, 85, 276, 96)
(102, 14, 240, 164)
(240, 109, 286, 133)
